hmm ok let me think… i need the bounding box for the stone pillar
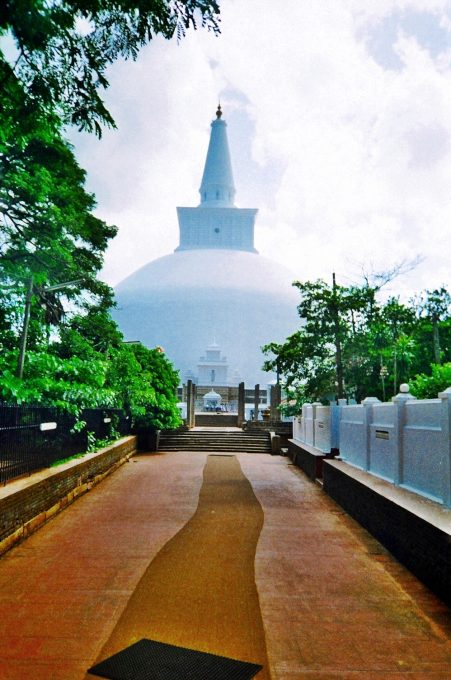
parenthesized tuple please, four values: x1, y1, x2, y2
(362, 397, 380, 471)
(237, 381, 245, 427)
(439, 386, 451, 508)
(393, 383, 416, 485)
(192, 384, 197, 427)
(186, 380, 195, 429)
(331, 398, 347, 453)
(301, 403, 309, 443)
(311, 402, 322, 449)
(270, 383, 281, 421)
(253, 384, 260, 422)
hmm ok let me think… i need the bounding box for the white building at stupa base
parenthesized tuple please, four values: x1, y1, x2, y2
(113, 106, 300, 385)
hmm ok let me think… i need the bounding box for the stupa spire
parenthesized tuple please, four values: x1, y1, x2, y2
(199, 106, 236, 207)
(176, 107, 257, 253)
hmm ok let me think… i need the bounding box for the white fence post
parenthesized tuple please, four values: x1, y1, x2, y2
(439, 387, 451, 508)
(302, 403, 310, 444)
(392, 384, 416, 486)
(292, 413, 302, 441)
(330, 400, 343, 452)
(311, 402, 322, 448)
(362, 397, 380, 471)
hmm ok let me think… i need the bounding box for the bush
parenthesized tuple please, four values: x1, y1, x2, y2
(409, 363, 451, 399)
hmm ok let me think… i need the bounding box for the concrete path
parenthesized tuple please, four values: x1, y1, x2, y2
(0, 452, 449, 679)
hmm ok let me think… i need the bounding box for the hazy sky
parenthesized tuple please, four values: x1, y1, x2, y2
(73, 0, 451, 299)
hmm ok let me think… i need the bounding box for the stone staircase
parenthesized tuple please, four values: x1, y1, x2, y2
(158, 428, 271, 453)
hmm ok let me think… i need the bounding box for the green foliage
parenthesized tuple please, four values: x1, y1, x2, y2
(107, 343, 181, 430)
(50, 452, 86, 468)
(1, 0, 220, 135)
(0, 348, 114, 412)
(0, 302, 181, 430)
(0, 0, 211, 440)
(263, 279, 451, 407)
(1, 0, 220, 373)
(50, 427, 121, 466)
(410, 363, 451, 400)
(0, 112, 117, 308)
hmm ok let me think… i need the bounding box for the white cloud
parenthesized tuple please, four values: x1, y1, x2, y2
(72, 0, 451, 299)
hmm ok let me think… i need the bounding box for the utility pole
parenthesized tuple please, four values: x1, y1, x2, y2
(16, 278, 83, 379)
(16, 277, 34, 379)
(332, 272, 344, 399)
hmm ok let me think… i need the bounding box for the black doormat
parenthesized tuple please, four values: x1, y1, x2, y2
(87, 638, 263, 680)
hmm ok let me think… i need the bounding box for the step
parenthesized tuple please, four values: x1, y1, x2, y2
(159, 429, 271, 453)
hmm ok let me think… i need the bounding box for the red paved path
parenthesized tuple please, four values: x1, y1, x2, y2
(0, 451, 450, 679)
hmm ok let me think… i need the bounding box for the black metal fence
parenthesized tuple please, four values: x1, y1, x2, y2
(0, 404, 131, 485)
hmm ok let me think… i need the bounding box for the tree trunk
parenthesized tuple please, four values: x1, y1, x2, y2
(332, 273, 344, 399)
(433, 320, 441, 364)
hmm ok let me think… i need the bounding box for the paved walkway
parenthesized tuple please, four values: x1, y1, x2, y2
(0, 452, 449, 679)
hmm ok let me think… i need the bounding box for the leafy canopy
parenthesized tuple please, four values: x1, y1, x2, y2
(0, 114, 117, 302)
(263, 279, 451, 409)
(1, 0, 220, 135)
(0, 0, 217, 431)
(0, 305, 181, 429)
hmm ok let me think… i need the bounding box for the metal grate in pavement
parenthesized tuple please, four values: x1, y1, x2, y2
(87, 638, 263, 680)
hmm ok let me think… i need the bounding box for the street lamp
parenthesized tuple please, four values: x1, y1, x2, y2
(379, 364, 388, 402)
(16, 277, 83, 379)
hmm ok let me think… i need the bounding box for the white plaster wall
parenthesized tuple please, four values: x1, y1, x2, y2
(339, 405, 366, 468)
(304, 405, 315, 446)
(292, 416, 303, 441)
(402, 400, 443, 501)
(314, 406, 331, 453)
(369, 403, 396, 481)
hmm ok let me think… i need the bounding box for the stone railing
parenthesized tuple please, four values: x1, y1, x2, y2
(293, 386, 451, 507)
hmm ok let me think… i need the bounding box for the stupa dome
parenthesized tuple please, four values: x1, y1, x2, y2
(113, 108, 300, 385)
(204, 389, 222, 401)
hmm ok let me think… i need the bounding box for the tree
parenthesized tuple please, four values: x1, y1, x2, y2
(1, 301, 181, 429)
(263, 277, 379, 405)
(376, 297, 417, 395)
(106, 343, 181, 429)
(410, 363, 451, 399)
(413, 287, 451, 365)
(57, 303, 124, 358)
(263, 277, 451, 408)
(1, 0, 221, 358)
(1, 0, 220, 135)
(0, 119, 117, 295)
(0, 0, 217, 423)
(0, 113, 118, 374)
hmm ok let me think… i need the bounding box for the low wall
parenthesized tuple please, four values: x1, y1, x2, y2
(323, 459, 451, 607)
(293, 387, 451, 507)
(288, 439, 336, 480)
(194, 413, 238, 427)
(0, 436, 137, 557)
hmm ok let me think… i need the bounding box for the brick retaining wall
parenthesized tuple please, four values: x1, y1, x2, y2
(0, 436, 137, 557)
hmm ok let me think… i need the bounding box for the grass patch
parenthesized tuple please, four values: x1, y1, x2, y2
(50, 436, 119, 467)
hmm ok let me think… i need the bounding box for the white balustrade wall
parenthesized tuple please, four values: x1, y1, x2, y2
(292, 415, 303, 442)
(303, 404, 315, 446)
(369, 402, 396, 481)
(339, 404, 366, 468)
(403, 399, 445, 503)
(292, 387, 451, 507)
(313, 405, 332, 453)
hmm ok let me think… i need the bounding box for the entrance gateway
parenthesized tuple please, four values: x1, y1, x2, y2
(184, 380, 281, 429)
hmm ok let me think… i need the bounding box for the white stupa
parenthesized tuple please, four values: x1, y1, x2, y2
(113, 106, 300, 384)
